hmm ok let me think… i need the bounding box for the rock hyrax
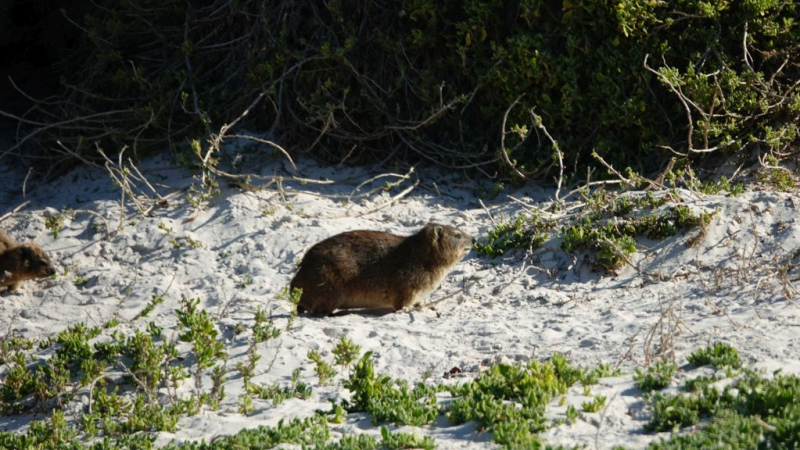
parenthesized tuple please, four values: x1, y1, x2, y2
(0, 229, 56, 292)
(291, 223, 474, 316)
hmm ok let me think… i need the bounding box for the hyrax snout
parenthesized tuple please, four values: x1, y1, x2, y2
(290, 223, 474, 316)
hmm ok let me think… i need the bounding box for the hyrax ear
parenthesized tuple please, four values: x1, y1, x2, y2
(433, 225, 442, 242)
(20, 246, 33, 267)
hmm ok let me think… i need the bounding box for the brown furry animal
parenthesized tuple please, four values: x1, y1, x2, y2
(0, 229, 56, 292)
(291, 223, 474, 316)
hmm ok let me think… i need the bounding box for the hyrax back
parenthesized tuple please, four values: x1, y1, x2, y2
(0, 229, 56, 292)
(290, 223, 474, 316)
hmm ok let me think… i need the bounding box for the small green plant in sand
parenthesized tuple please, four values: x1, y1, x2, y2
(332, 337, 362, 371)
(184, 235, 204, 249)
(565, 404, 580, 424)
(237, 345, 260, 390)
(307, 350, 337, 386)
(278, 286, 303, 329)
(44, 210, 72, 239)
(580, 362, 623, 385)
(757, 154, 798, 191)
(253, 307, 281, 343)
(74, 275, 89, 287)
(581, 395, 607, 413)
(237, 393, 254, 416)
(176, 296, 227, 408)
(248, 368, 312, 405)
(664, 167, 745, 196)
(135, 294, 165, 320)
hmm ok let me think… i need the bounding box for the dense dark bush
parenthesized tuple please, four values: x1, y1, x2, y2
(5, 0, 799, 180)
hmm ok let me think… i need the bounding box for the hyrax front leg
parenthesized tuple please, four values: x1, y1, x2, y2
(392, 290, 418, 311)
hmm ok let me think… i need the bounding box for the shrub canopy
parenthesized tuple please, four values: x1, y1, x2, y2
(11, 0, 800, 179)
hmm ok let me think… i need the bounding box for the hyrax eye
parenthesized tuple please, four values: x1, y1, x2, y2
(454, 233, 462, 239)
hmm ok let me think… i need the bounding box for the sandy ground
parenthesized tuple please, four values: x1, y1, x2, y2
(1, 141, 799, 448)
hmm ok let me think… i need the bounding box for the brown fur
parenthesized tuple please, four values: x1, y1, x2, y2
(0, 229, 56, 292)
(290, 223, 474, 316)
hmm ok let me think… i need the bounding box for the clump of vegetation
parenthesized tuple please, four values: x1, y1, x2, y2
(584, 191, 667, 217)
(581, 395, 607, 413)
(634, 360, 678, 393)
(0, 411, 436, 450)
(757, 155, 798, 191)
(3, 314, 794, 450)
(0, 294, 277, 443)
(560, 204, 712, 271)
(445, 354, 617, 448)
(278, 286, 303, 329)
(476, 193, 711, 271)
(646, 369, 800, 439)
(561, 220, 638, 271)
(683, 374, 719, 394)
(176, 296, 227, 408)
(640, 342, 800, 450)
(341, 350, 621, 447)
(687, 342, 741, 370)
(344, 352, 439, 427)
(252, 307, 281, 343)
(665, 167, 745, 196)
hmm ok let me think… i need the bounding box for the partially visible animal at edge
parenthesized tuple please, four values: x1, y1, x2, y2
(0, 229, 56, 293)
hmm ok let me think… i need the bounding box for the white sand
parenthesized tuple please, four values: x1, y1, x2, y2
(1, 146, 799, 448)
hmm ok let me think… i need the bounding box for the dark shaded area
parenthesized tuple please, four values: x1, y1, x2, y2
(0, 0, 80, 132)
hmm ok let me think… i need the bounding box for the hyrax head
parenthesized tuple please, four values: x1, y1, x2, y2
(19, 243, 56, 279)
(425, 223, 475, 260)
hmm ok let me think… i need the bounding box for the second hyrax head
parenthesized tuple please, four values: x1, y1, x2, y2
(424, 223, 475, 262)
(17, 243, 56, 279)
